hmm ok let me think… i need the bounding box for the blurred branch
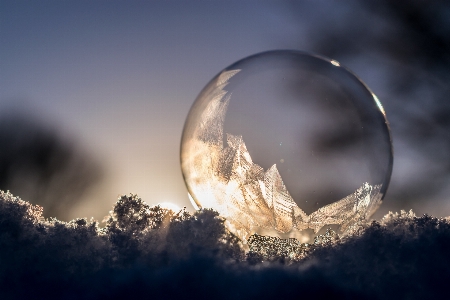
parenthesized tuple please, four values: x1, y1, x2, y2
(0, 112, 103, 220)
(285, 0, 450, 213)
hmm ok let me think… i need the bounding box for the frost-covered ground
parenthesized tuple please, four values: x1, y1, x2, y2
(1, 190, 449, 300)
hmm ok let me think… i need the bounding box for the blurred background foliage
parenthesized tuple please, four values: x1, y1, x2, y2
(0, 112, 103, 219)
(283, 0, 450, 217)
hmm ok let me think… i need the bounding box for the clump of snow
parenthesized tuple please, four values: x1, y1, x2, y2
(1, 190, 450, 299)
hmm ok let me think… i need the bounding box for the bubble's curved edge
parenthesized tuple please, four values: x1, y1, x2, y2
(180, 49, 394, 209)
(310, 50, 394, 200)
(188, 193, 200, 211)
(328, 53, 394, 200)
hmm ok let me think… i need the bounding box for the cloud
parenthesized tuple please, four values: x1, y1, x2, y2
(0, 191, 449, 299)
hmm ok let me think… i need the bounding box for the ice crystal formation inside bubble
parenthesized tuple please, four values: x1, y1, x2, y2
(180, 50, 393, 242)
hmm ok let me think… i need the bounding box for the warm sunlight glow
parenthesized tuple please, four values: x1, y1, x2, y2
(158, 202, 181, 212)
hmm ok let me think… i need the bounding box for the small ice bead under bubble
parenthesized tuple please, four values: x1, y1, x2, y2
(180, 50, 393, 242)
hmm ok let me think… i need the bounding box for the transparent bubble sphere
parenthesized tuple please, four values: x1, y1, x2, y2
(180, 50, 393, 242)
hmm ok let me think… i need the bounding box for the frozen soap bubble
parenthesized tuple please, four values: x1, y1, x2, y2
(180, 50, 393, 242)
